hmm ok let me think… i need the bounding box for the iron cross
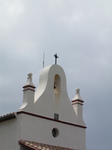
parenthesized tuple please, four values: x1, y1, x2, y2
(54, 53, 59, 64)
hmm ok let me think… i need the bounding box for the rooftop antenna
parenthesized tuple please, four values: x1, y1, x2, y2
(54, 53, 59, 64)
(43, 52, 45, 68)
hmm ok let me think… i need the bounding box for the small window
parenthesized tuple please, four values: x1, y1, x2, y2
(54, 113, 59, 120)
(52, 128, 59, 138)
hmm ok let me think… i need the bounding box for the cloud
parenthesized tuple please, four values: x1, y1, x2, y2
(0, 0, 112, 150)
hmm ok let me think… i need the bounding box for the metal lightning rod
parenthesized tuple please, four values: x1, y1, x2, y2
(43, 52, 45, 68)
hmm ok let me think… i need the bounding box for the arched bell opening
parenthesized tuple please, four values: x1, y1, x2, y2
(54, 74, 61, 120)
(54, 74, 60, 94)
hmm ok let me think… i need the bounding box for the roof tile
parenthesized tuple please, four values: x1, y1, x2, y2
(0, 112, 16, 122)
(19, 140, 74, 150)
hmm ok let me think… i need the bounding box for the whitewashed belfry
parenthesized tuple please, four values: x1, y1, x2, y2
(0, 63, 86, 150)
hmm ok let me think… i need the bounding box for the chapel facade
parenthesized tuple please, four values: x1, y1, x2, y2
(0, 63, 86, 150)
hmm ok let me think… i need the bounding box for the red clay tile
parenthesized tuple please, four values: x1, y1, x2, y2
(19, 140, 74, 150)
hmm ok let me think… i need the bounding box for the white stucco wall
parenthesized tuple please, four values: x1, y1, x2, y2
(0, 118, 21, 150)
(19, 113, 86, 150)
(0, 112, 86, 150)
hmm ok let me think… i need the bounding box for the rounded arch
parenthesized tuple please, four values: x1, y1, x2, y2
(54, 74, 60, 94)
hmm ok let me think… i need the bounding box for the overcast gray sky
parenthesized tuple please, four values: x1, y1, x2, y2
(0, 0, 112, 150)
